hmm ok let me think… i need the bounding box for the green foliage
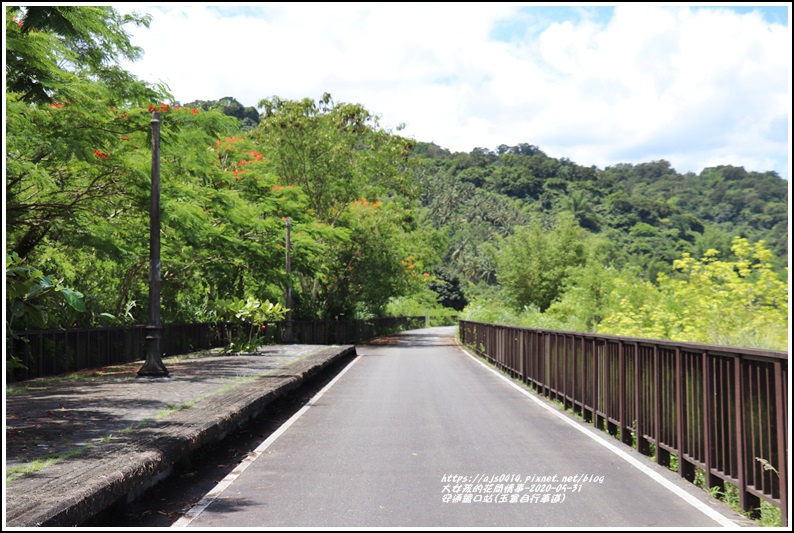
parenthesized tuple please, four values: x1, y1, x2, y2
(497, 212, 594, 313)
(414, 145, 787, 288)
(459, 300, 531, 329)
(250, 93, 436, 319)
(598, 237, 788, 349)
(256, 92, 416, 225)
(427, 271, 468, 311)
(5, 253, 86, 367)
(213, 296, 288, 353)
(540, 261, 618, 331)
(463, 237, 788, 350)
(186, 96, 260, 129)
(5, 252, 86, 327)
(6, 6, 155, 104)
(384, 287, 459, 325)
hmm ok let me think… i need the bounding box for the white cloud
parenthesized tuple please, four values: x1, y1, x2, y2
(119, 4, 790, 178)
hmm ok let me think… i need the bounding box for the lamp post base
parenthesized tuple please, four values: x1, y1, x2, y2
(137, 326, 169, 377)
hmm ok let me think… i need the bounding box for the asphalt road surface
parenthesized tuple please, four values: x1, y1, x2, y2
(178, 327, 744, 528)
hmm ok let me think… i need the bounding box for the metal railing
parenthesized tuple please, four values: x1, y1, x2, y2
(459, 320, 788, 524)
(7, 322, 241, 382)
(7, 317, 429, 382)
(273, 316, 427, 344)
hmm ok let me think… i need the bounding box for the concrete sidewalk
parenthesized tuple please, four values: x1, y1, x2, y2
(4, 344, 356, 527)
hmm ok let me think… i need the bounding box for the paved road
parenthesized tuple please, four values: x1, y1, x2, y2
(181, 327, 743, 528)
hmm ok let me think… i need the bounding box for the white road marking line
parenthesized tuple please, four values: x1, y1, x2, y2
(456, 343, 740, 528)
(171, 355, 363, 528)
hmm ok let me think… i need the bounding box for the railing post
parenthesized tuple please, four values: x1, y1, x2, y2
(702, 352, 718, 489)
(606, 341, 618, 437)
(619, 340, 631, 445)
(563, 335, 570, 410)
(774, 360, 788, 526)
(735, 356, 760, 516)
(520, 330, 526, 384)
(636, 345, 650, 455)
(653, 345, 670, 466)
(676, 347, 695, 481)
(592, 338, 600, 430)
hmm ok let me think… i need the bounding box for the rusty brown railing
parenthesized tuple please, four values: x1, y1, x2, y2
(459, 320, 788, 524)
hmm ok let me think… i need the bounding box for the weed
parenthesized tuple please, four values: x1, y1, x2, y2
(6, 384, 29, 395)
(693, 467, 707, 489)
(759, 501, 782, 527)
(5, 448, 84, 484)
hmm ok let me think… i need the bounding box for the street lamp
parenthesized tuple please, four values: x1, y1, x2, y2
(138, 111, 169, 377)
(284, 218, 293, 343)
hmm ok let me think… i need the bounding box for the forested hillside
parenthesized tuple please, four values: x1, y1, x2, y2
(410, 142, 788, 349)
(414, 142, 787, 288)
(6, 6, 788, 351)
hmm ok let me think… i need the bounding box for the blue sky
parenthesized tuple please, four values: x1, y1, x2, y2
(118, 3, 791, 179)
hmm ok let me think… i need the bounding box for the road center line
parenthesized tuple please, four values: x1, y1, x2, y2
(456, 343, 740, 528)
(171, 354, 364, 528)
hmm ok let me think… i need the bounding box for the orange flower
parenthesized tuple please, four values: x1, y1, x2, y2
(191, 108, 199, 115)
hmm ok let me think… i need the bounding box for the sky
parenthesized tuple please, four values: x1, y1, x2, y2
(114, 3, 791, 179)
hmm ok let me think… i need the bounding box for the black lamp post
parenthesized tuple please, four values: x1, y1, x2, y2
(138, 111, 169, 377)
(284, 218, 293, 343)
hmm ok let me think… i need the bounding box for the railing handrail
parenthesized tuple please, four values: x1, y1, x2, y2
(459, 319, 789, 361)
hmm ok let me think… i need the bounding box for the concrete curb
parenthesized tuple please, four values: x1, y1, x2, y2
(6, 345, 356, 527)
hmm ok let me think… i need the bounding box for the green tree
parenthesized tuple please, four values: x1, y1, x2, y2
(497, 213, 593, 312)
(6, 6, 155, 104)
(598, 238, 788, 350)
(251, 93, 428, 318)
(255, 93, 415, 225)
(186, 96, 260, 129)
